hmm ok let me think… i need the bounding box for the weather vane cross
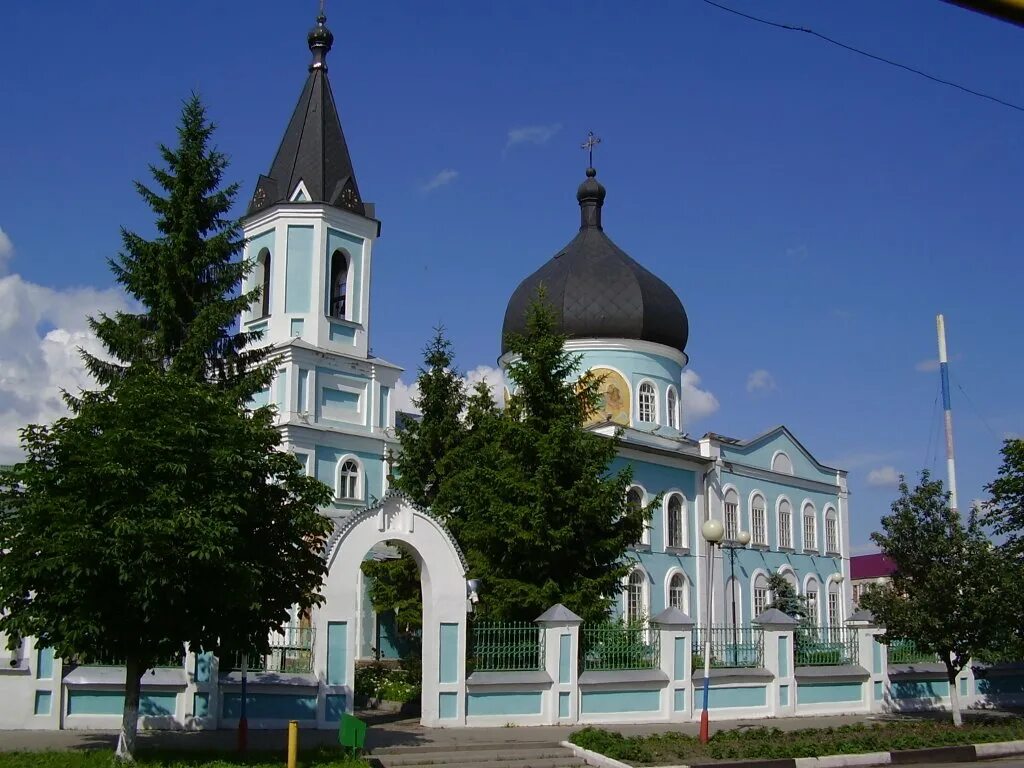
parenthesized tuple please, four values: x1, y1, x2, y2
(581, 131, 601, 167)
(319, 0, 326, 16)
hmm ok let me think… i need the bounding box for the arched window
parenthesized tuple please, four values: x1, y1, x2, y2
(626, 487, 647, 545)
(724, 489, 739, 541)
(329, 250, 349, 320)
(772, 451, 794, 475)
(666, 387, 678, 429)
(666, 494, 685, 549)
(824, 507, 839, 554)
(668, 573, 687, 612)
(827, 582, 842, 630)
(257, 248, 271, 318)
(626, 570, 646, 623)
(637, 381, 656, 423)
(751, 493, 767, 545)
(753, 574, 770, 618)
(337, 458, 360, 500)
(803, 503, 817, 551)
(805, 579, 820, 626)
(777, 499, 793, 549)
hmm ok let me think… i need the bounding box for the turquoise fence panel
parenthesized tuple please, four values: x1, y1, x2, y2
(798, 682, 862, 704)
(891, 679, 948, 699)
(34, 691, 52, 715)
(326, 693, 347, 722)
(795, 627, 858, 666)
(581, 624, 659, 671)
(327, 622, 347, 685)
(193, 692, 209, 717)
(559, 691, 570, 718)
(36, 647, 53, 679)
(222, 693, 317, 720)
(438, 692, 458, 719)
(467, 691, 542, 716)
(694, 684, 767, 710)
(692, 626, 764, 669)
(559, 634, 571, 683)
(469, 622, 543, 672)
(439, 623, 459, 683)
(581, 689, 660, 714)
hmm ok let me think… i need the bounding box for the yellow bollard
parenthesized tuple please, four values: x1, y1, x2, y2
(287, 719, 298, 768)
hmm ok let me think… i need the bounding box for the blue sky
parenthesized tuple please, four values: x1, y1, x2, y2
(1, 1, 1021, 551)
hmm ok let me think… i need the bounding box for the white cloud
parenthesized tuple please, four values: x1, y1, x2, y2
(824, 450, 901, 471)
(915, 358, 939, 373)
(391, 365, 507, 418)
(420, 169, 458, 193)
(504, 123, 562, 152)
(866, 465, 901, 488)
(0, 270, 131, 463)
(0, 227, 12, 273)
(680, 369, 719, 423)
(746, 368, 776, 393)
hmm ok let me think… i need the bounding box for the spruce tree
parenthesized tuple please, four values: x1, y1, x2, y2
(446, 292, 648, 623)
(0, 96, 331, 761)
(361, 329, 467, 656)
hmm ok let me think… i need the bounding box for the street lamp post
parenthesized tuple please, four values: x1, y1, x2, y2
(699, 519, 725, 744)
(721, 531, 751, 658)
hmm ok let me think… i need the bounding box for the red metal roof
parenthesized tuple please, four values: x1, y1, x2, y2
(850, 553, 897, 580)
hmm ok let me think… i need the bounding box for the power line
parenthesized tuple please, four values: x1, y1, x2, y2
(698, 0, 1024, 114)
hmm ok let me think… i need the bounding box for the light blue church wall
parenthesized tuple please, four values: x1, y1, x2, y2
(718, 468, 842, 625)
(610, 454, 699, 616)
(326, 229, 364, 323)
(315, 445, 384, 508)
(285, 225, 313, 313)
(573, 348, 682, 431)
(719, 431, 837, 485)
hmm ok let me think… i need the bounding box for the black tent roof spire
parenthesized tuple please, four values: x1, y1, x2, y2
(247, 5, 367, 218)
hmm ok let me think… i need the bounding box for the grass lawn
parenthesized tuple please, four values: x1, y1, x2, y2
(570, 717, 1024, 765)
(0, 747, 370, 768)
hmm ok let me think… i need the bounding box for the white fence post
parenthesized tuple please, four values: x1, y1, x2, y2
(848, 609, 885, 713)
(651, 607, 694, 722)
(536, 604, 582, 725)
(754, 608, 798, 717)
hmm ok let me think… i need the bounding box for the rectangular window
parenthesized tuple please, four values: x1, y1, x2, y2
(828, 591, 841, 628)
(826, 518, 838, 553)
(724, 502, 738, 540)
(803, 515, 817, 550)
(753, 587, 769, 617)
(779, 510, 792, 549)
(807, 592, 819, 626)
(752, 505, 766, 545)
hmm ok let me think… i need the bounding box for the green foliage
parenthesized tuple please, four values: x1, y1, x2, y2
(438, 292, 647, 623)
(0, 95, 333, 759)
(982, 438, 1024, 658)
(580, 616, 659, 670)
(353, 663, 421, 704)
(765, 572, 808, 621)
(862, 471, 1015, 725)
(569, 719, 1024, 765)
(360, 547, 423, 638)
(0, 749, 370, 768)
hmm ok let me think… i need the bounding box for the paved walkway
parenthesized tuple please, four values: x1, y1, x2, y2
(0, 710, 983, 754)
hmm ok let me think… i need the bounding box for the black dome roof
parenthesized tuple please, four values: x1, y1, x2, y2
(501, 168, 689, 355)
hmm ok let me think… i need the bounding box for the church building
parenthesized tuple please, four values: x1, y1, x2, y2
(242, 10, 853, 642)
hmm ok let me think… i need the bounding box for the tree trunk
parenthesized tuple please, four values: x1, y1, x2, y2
(945, 657, 963, 727)
(115, 656, 144, 762)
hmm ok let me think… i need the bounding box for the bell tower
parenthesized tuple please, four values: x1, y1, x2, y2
(240, 10, 400, 518)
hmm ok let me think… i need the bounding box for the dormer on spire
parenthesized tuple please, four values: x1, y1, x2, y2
(247, 8, 369, 220)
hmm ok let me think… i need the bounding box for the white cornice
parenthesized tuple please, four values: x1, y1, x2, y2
(723, 461, 841, 495)
(243, 204, 379, 240)
(499, 337, 688, 369)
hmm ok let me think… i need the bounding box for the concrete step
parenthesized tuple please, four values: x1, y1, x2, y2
(374, 745, 584, 768)
(374, 741, 565, 755)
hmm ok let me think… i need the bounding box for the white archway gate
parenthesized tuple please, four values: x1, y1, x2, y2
(314, 491, 469, 727)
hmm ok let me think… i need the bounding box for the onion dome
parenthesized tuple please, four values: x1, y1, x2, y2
(501, 167, 689, 355)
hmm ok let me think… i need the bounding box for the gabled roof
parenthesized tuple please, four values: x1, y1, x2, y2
(851, 553, 897, 580)
(247, 13, 367, 219)
(706, 424, 844, 475)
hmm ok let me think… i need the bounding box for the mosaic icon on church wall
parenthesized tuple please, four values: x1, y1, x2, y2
(585, 367, 631, 427)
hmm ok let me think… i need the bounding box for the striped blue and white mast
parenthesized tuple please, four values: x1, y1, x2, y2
(936, 314, 959, 512)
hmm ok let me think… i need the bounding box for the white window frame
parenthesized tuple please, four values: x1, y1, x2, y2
(666, 570, 689, 613)
(666, 386, 679, 429)
(752, 573, 770, 618)
(824, 506, 839, 554)
(805, 577, 820, 627)
(771, 450, 794, 475)
(803, 502, 817, 551)
(625, 568, 649, 623)
(750, 492, 767, 546)
(335, 454, 363, 501)
(664, 492, 687, 550)
(637, 380, 658, 424)
(777, 497, 793, 550)
(723, 488, 740, 541)
(828, 587, 842, 628)
(626, 486, 649, 546)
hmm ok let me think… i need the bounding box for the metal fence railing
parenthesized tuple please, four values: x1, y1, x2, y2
(795, 626, 859, 666)
(692, 626, 764, 669)
(581, 624, 660, 671)
(233, 626, 315, 674)
(469, 622, 544, 672)
(887, 638, 939, 664)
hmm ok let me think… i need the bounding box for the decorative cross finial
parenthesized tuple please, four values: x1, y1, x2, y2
(581, 131, 601, 168)
(319, 0, 326, 16)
